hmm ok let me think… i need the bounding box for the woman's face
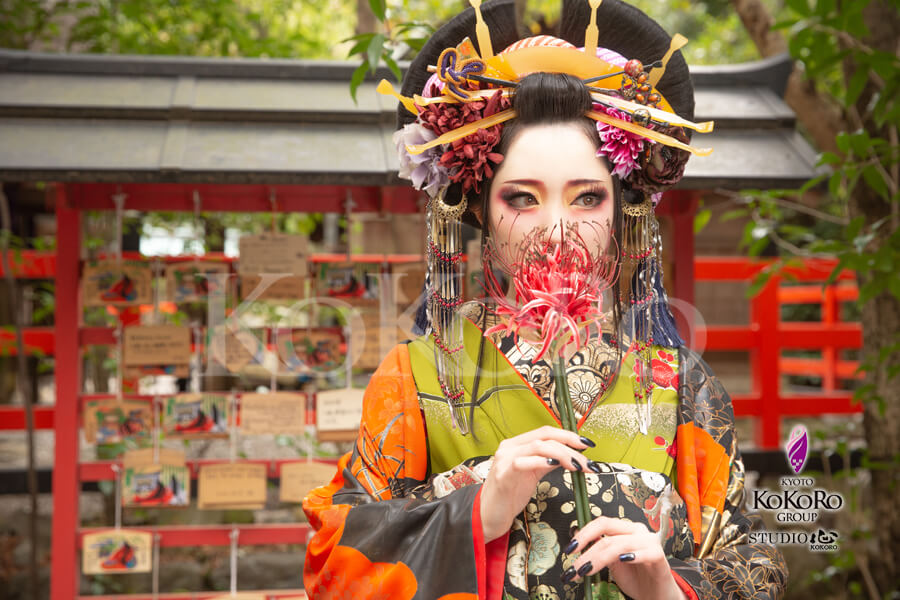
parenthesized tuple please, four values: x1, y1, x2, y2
(485, 122, 614, 257)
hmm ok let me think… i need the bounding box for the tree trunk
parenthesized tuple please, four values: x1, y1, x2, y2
(852, 199, 900, 589)
(731, 0, 844, 153)
(849, 3, 900, 589)
(731, 0, 900, 592)
(356, 0, 376, 35)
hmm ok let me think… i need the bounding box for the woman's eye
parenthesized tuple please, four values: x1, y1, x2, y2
(504, 193, 539, 209)
(573, 192, 607, 208)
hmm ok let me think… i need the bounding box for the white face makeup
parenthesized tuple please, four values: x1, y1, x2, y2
(486, 122, 615, 259)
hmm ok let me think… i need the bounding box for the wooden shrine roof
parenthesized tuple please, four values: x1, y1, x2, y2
(0, 49, 821, 188)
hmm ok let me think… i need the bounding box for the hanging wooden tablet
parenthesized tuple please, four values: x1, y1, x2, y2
(315, 388, 365, 442)
(82, 260, 153, 307)
(238, 233, 307, 276)
(279, 462, 337, 503)
(208, 325, 264, 373)
(239, 392, 306, 435)
(316, 261, 378, 299)
(162, 393, 230, 439)
(83, 398, 152, 446)
(165, 262, 229, 303)
(273, 327, 344, 374)
(82, 529, 152, 574)
(197, 463, 267, 510)
(121, 448, 190, 508)
(123, 325, 192, 367)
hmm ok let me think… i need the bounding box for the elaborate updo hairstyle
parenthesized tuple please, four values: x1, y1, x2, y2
(398, 0, 696, 227)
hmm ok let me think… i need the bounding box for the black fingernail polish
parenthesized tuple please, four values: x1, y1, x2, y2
(547, 457, 560, 466)
(577, 561, 593, 577)
(564, 539, 579, 554)
(561, 566, 576, 582)
(587, 460, 602, 474)
(619, 552, 636, 562)
(579, 436, 596, 448)
(571, 458, 583, 471)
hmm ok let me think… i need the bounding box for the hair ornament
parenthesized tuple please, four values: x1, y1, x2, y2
(436, 47, 488, 101)
(413, 87, 515, 106)
(470, 0, 495, 59)
(590, 94, 714, 133)
(587, 108, 711, 156)
(584, 0, 603, 57)
(405, 107, 516, 155)
(377, 79, 418, 115)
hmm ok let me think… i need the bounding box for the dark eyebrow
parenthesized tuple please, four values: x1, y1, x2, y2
(502, 179, 542, 186)
(567, 178, 608, 186)
(499, 178, 610, 187)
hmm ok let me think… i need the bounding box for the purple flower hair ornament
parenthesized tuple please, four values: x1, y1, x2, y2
(392, 122, 451, 198)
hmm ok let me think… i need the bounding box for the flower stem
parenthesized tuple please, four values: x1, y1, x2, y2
(553, 355, 596, 600)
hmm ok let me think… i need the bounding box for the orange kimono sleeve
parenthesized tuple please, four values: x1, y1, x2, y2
(302, 343, 493, 600)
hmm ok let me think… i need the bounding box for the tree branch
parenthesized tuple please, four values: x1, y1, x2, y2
(714, 187, 849, 225)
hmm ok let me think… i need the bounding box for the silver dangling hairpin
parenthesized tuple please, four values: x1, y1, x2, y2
(428, 188, 469, 433)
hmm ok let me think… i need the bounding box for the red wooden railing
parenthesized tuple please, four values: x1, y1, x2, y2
(693, 258, 861, 449)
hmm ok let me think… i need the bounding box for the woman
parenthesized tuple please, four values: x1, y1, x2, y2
(302, 1, 788, 598)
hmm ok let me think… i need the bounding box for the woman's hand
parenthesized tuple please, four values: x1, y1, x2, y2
(480, 426, 596, 542)
(563, 517, 688, 600)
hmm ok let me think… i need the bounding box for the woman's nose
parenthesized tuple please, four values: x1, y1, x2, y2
(546, 222, 564, 245)
(538, 198, 562, 239)
(544, 217, 577, 246)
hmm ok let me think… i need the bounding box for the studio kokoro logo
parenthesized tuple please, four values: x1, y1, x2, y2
(746, 423, 845, 552)
(785, 424, 809, 474)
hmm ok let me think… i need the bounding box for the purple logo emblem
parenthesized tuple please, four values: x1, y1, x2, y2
(785, 425, 809, 474)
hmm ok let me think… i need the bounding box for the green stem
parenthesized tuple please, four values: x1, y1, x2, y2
(553, 355, 597, 600)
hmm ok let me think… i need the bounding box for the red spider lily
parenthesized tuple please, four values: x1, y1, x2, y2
(481, 223, 618, 361)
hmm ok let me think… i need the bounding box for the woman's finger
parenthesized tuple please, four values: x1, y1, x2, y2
(570, 516, 647, 551)
(520, 439, 594, 471)
(502, 425, 595, 451)
(571, 534, 664, 580)
(511, 455, 563, 473)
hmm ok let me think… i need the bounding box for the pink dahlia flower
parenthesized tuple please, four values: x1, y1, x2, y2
(594, 103, 648, 179)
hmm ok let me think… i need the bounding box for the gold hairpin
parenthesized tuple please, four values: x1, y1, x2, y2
(413, 88, 515, 106)
(590, 92, 715, 133)
(469, 0, 494, 59)
(587, 109, 712, 156)
(648, 34, 688, 87)
(584, 0, 603, 57)
(376, 80, 419, 115)
(406, 109, 517, 155)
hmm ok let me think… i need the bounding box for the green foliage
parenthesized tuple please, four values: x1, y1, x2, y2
(0, 0, 356, 59)
(3, 0, 764, 102)
(728, 0, 900, 299)
(731, 3, 899, 588)
(342, 0, 761, 99)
